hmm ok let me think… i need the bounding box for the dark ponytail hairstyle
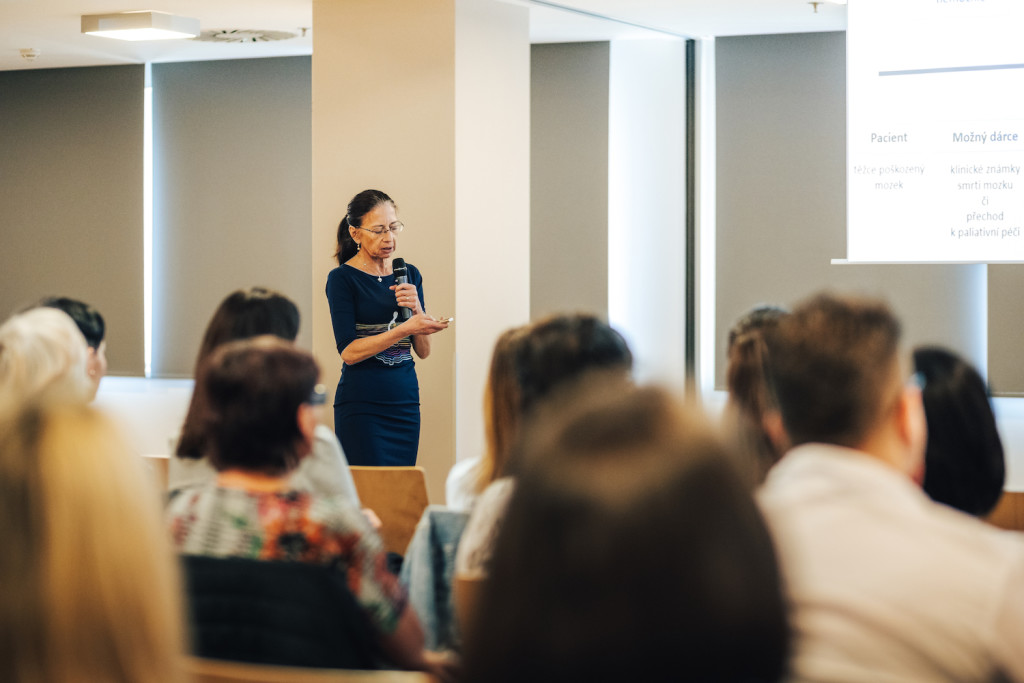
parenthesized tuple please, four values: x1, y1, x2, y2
(335, 189, 396, 265)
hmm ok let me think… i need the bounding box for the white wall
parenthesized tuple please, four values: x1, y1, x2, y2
(608, 39, 688, 389)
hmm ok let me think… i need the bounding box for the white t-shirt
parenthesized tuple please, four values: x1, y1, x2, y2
(168, 424, 361, 507)
(758, 443, 1024, 682)
(454, 477, 516, 580)
(445, 456, 483, 512)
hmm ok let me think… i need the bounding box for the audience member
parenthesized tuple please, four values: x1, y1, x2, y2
(915, 345, 1005, 517)
(165, 338, 449, 677)
(170, 287, 360, 508)
(454, 313, 633, 627)
(724, 304, 789, 483)
(445, 326, 526, 511)
(462, 382, 789, 683)
(0, 307, 93, 407)
(0, 401, 185, 682)
(759, 292, 1024, 681)
(36, 296, 108, 400)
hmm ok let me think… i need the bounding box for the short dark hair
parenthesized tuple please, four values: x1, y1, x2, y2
(515, 313, 633, 417)
(767, 293, 902, 448)
(199, 337, 319, 476)
(36, 297, 105, 349)
(915, 346, 1005, 517)
(335, 189, 395, 265)
(177, 288, 301, 459)
(462, 383, 789, 683)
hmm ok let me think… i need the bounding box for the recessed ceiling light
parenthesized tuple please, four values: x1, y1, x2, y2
(81, 11, 200, 41)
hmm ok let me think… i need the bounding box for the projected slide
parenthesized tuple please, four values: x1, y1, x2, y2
(847, 0, 1024, 262)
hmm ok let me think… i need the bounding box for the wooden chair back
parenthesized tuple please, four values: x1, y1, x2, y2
(184, 657, 436, 683)
(349, 466, 429, 555)
(987, 491, 1024, 532)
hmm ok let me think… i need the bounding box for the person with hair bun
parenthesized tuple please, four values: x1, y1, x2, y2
(327, 189, 450, 467)
(724, 304, 790, 483)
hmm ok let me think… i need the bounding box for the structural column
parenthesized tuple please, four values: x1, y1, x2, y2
(312, 0, 530, 501)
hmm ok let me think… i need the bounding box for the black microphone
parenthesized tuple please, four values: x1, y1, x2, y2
(392, 258, 413, 321)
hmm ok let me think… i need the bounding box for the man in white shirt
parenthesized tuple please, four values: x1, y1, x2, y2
(758, 293, 1024, 682)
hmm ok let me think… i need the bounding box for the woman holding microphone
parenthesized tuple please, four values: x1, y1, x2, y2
(327, 189, 449, 466)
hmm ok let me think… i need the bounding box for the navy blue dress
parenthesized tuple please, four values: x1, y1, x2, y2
(326, 263, 425, 467)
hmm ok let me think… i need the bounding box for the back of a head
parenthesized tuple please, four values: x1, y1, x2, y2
(767, 293, 902, 449)
(915, 346, 1005, 517)
(0, 308, 92, 406)
(0, 402, 184, 683)
(194, 288, 300, 372)
(177, 288, 301, 458)
(478, 325, 529, 489)
(725, 305, 789, 480)
(516, 313, 633, 417)
(36, 296, 106, 349)
(463, 382, 789, 683)
(199, 336, 319, 475)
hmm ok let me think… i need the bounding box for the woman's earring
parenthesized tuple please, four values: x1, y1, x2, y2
(356, 242, 361, 251)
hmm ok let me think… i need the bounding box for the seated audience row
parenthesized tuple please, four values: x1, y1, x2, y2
(170, 287, 361, 509)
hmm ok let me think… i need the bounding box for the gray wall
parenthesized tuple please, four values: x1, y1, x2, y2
(152, 57, 312, 377)
(715, 32, 988, 389)
(0, 65, 145, 375)
(530, 42, 609, 320)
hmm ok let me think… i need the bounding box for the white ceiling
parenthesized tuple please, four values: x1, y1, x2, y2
(0, 0, 847, 72)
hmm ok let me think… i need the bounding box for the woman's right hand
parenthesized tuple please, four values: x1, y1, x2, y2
(403, 312, 450, 336)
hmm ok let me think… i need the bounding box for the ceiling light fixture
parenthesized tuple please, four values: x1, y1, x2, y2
(81, 11, 200, 41)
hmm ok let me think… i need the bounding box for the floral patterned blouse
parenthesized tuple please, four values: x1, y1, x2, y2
(167, 485, 407, 634)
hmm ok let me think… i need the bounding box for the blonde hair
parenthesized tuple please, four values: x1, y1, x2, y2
(0, 402, 186, 683)
(476, 326, 527, 493)
(0, 308, 92, 406)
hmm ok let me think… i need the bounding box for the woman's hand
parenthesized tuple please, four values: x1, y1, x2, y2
(390, 282, 423, 316)
(403, 312, 449, 336)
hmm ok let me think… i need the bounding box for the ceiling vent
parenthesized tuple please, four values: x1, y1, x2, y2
(196, 29, 296, 43)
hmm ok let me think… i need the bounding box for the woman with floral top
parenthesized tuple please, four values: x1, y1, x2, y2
(165, 336, 451, 679)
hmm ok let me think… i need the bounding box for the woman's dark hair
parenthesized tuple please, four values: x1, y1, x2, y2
(462, 383, 790, 683)
(199, 337, 319, 476)
(36, 297, 105, 349)
(914, 346, 1005, 517)
(515, 313, 633, 417)
(725, 304, 789, 483)
(335, 189, 395, 265)
(176, 288, 300, 458)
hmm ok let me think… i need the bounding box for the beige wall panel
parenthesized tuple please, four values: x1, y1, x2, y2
(313, 0, 458, 503)
(313, 0, 530, 503)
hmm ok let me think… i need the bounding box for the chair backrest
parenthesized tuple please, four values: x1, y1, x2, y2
(987, 491, 1024, 531)
(399, 505, 470, 651)
(141, 453, 170, 490)
(182, 555, 378, 670)
(184, 656, 436, 683)
(349, 466, 430, 556)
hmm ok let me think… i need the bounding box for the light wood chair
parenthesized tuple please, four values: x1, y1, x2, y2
(987, 491, 1024, 532)
(141, 453, 170, 491)
(349, 466, 430, 556)
(184, 657, 436, 683)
